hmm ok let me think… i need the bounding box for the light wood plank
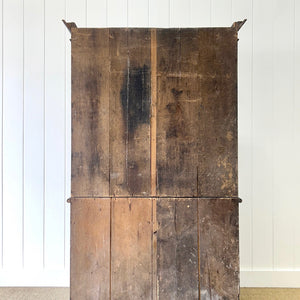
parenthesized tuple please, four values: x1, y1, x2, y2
(70, 198, 110, 299)
(111, 198, 153, 299)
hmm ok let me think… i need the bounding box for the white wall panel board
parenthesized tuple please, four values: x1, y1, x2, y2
(149, 0, 169, 27)
(23, 0, 44, 270)
(252, 0, 274, 270)
(170, 0, 190, 27)
(272, 0, 295, 270)
(128, 0, 149, 27)
(44, 0, 66, 270)
(2, 0, 24, 269)
(87, 0, 107, 27)
(232, 0, 253, 271)
(107, 0, 127, 27)
(190, 0, 211, 27)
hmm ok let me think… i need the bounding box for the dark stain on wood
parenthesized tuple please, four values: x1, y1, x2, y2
(68, 25, 244, 300)
(120, 65, 150, 135)
(156, 28, 238, 197)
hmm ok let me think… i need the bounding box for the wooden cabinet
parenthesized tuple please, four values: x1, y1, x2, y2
(65, 21, 245, 299)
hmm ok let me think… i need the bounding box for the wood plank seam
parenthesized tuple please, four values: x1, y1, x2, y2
(150, 29, 157, 196)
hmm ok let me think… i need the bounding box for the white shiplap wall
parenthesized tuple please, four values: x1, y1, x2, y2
(0, 0, 299, 287)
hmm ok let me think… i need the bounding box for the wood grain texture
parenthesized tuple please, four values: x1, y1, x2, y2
(70, 198, 110, 300)
(111, 198, 153, 299)
(156, 198, 199, 299)
(156, 28, 238, 197)
(109, 28, 151, 196)
(71, 28, 110, 196)
(198, 198, 240, 300)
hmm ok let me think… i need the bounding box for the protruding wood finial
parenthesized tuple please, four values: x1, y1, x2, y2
(62, 20, 77, 33)
(231, 19, 247, 31)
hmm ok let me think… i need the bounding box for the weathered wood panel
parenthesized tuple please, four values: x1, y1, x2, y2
(156, 28, 238, 197)
(111, 198, 153, 299)
(109, 28, 151, 196)
(71, 28, 110, 196)
(70, 198, 110, 299)
(198, 198, 240, 299)
(156, 198, 199, 299)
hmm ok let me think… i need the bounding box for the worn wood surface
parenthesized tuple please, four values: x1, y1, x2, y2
(70, 197, 240, 299)
(71, 27, 238, 198)
(70, 198, 110, 300)
(156, 198, 199, 299)
(198, 198, 240, 299)
(156, 28, 237, 197)
(111, 198, 153, 299)
(71, 29, 110, 196)
(69, 25, 242, 300)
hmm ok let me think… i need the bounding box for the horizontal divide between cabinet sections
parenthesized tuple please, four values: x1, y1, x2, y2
(70, 197, 240, 299)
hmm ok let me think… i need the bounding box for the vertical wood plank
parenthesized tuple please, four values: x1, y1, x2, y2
(156, 198, 199, 299)
(87, 0, 107, 27)
(109, 29, 151, 196)
(65, 0, 87, 271)
(232, 0, 253, 271)
(111, 198, 152, 299)
(170, 0, 190, 27)
(190, 0, 211, 27)
(107, 0, 127, 27)
(23, 0, 44, 269)
(273, 0, 294, 270)
(127, 29, 151, 196)
(150, 29, 157, 196)
(108, 29, 128, 196)
(252, 0, 274, 270)
(156, 28, 238, 197)
(128, 0, 149, 27)
(198, 198, 239, 299)
(149, 0, 169, 27)
(44, 0, 65, 269)
(71, 28, 110, 197)
(70, 198, 110, 299)
(2, 0, 24, 269)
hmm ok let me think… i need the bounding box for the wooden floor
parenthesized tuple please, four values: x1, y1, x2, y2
(0, 288, 299, 299)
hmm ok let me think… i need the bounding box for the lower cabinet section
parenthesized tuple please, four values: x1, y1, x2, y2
(70, 198, 240, 300)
